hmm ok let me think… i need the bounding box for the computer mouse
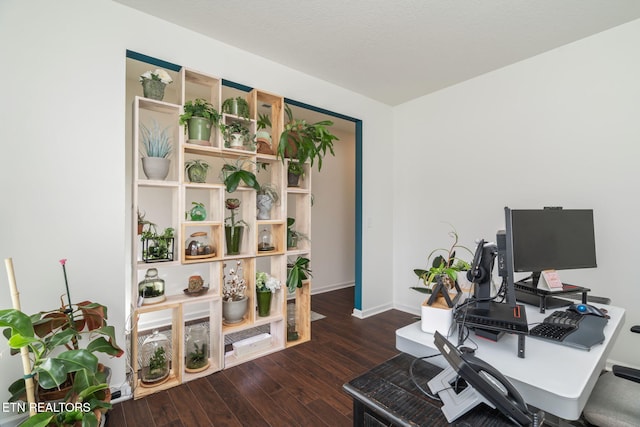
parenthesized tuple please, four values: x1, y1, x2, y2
(568, 303, 608, 318)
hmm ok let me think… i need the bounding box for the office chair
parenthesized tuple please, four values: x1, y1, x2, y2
(582, 325, 640, 427)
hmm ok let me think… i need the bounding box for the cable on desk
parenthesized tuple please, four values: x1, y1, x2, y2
(409, 354, 442, 401)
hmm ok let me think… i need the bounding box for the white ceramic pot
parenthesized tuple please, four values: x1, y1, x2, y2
(142, 157, 170, 180)
(420, 299, 454, 335)
(223, 296, 248, 324)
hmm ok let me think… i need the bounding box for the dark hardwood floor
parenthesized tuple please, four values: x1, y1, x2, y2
(107, 287, 417, 426)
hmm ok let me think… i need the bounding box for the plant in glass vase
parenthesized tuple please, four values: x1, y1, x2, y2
(224, 198, 248, 255)
(255, 272, 282, 317)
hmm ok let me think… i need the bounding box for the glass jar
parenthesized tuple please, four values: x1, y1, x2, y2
(287, 303, 299, 341)
(185, 324, 210, 372)
(258, 228, 274, 252)
(138, 268, 165, 305)
(185, 232, 215, 259)
(141, 329, 170, 385)
(189, 202, 207, 221)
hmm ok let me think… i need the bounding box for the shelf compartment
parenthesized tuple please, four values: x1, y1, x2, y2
(222, 258, 255, 328)
(222, 188, 256, 257)
(286, 281, 311, 348)
(135, 98, 181, 183)
(132, 305, 183, 399)
(181, 223, 222, 264)
(181, 299, 223, 383)
(248, 89, 284, 157)
(256, 222, 285, 255)
(182, 68, 222, 148)
(223, 319, 285, 368)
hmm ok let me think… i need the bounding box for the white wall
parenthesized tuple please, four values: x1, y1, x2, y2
(0, 1, 393, 423)
(392, 19, 640, 368)
(311, 127, 357, 294)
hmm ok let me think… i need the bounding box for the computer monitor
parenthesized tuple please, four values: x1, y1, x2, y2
(505, 207, 597, 286)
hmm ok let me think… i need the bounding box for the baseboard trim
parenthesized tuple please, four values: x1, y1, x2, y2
(310, 281, 354, 295)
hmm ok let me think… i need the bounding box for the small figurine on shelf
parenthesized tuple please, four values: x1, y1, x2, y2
(184, 275, 208, 296)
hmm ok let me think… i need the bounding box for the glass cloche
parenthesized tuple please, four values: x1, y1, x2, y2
(141, 329, 170, 385)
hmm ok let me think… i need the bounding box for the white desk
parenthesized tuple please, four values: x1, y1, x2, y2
(396, 303, 625, 420)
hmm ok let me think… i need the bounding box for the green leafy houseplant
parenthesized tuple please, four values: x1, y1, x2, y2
(286, 256, 312, 293)
(186, 342, 208, 370)
(221, 97, 250, 119)
(146, 347, 168, 381)
(179, 98, 221, 126)
(140, 224, 175, 262)
(220, 158, 260, 193)
(411, 226, 472, 295)
(0, 260, 124, 427)
(221, 121, 255, 150)
(287, 217, 309, 249)
(184, 159, 209, 183)
(180, 99, 221, 144)
(288, 160, 305, 177)
(276, 104, 339, 172)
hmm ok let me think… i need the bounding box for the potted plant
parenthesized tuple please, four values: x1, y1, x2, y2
(221, 96, 250, 119)
(137, 209, 154, 235)
(139, 68, 173, 101)
(276, 104, 339, 172)
(222, 261, 248, 324)
(256, 112, 273, 154)
(140, 224, 175, 262)
(184, 324, 209, 372)
(220, 158, 260, 193)
(225, 198, 249, 255)
(184, 159, 209, 183)
(140, 119, 172, 180)
(255, 272, 282, 317)
(287, 160, 305, 187)
(256, 183, 279, 220)
(0, 260, 124, 427)
(410, 225, 472, 334)
(221, 121, 255, 150)
(286, 256, 312, 293)
(287, 217, 309, 249)
(179, 98, 221, 146)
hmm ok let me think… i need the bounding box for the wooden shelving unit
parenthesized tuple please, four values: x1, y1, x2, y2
(129, 64, 312, 399)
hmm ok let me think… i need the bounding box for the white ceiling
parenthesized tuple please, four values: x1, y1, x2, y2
(116, 0, 640, 106)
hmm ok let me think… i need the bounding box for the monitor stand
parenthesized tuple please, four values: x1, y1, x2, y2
(515, 290, 572, 310)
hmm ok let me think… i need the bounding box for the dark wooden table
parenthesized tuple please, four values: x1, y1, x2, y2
(343, 353, 514, 427)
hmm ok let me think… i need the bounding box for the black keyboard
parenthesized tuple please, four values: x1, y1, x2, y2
(529, 310, 608, 350)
